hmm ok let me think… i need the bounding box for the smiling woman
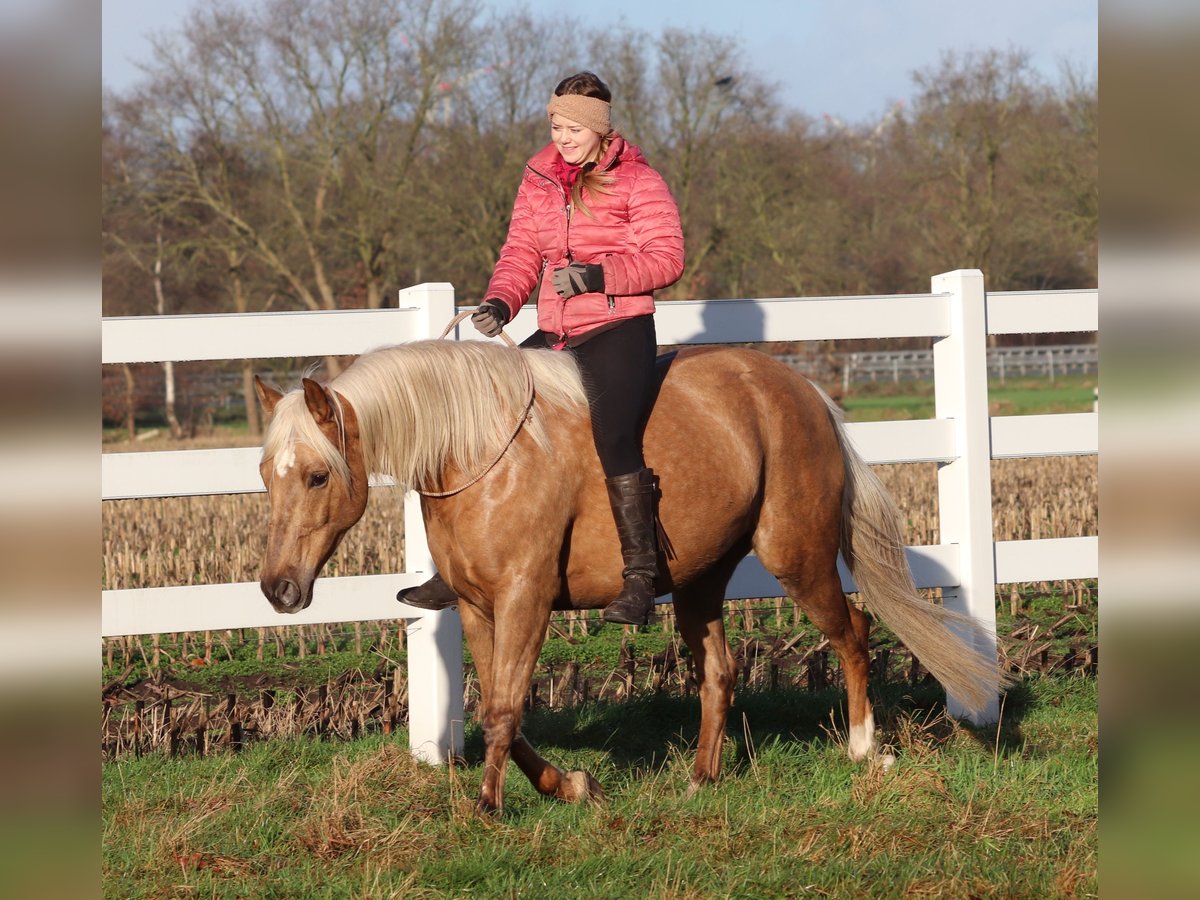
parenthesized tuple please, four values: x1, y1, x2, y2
(409, 70, 689, 627)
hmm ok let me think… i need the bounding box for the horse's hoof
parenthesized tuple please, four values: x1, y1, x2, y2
(474, 799, 501, 817)
(847, 715, 878, 762)
(560, 770, 605, 804)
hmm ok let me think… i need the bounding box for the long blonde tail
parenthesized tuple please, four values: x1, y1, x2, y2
(815, 386, 1002, 715)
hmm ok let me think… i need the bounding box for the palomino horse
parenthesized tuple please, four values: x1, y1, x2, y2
(255, 340, 999, 813)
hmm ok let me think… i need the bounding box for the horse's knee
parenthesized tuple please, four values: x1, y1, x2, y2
(712, 649, 738, 694)
(482, 708, 518, 749)
(697, 663, 733, 699)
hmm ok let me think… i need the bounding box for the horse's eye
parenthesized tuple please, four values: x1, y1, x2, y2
(308, 472, 329, 489)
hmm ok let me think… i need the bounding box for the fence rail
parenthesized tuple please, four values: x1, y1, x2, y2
(101, 272, 1099, 757)
(114, 344, 1098, 417)
(775, 343, 1097, 386)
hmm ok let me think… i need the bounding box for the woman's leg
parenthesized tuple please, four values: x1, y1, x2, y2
(571, 317, 661, 624)
(570, 316, 658, 477)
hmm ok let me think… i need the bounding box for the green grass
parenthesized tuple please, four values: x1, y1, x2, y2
(842, 374, 1096, 421)
(103, 676, 1096, 898)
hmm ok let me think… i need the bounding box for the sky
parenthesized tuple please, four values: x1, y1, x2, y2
(102, 0, 1097, 125)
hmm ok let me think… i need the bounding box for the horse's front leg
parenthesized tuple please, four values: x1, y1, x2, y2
(474, 598, 543, 813)
(474, 588, 603, 813)
(455, 601, 507, 814)
(510, 733, 605, 806)
(675, 580, 738, 793)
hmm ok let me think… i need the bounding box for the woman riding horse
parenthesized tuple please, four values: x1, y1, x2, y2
(399, 71, 685, 626)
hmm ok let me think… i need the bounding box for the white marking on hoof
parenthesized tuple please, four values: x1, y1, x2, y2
(878, 752, 897, 771)
(848, 710, 877, 762)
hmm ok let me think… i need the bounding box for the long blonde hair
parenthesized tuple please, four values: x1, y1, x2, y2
(572, 141, 616, 219)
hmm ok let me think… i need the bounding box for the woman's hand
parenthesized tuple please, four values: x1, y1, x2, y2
(551, 263, 606, 299)
(471, 300, 510, 337)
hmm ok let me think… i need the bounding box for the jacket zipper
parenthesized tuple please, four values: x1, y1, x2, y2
(526, 162, 581, 345)
(564, 202, 573, 263)
(605, 253, 615, 310)
(560, 196, 573, 341)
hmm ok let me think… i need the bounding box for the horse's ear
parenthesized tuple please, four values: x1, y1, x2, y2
(254, 375, 283, 418)
(302, 378, 336, 425)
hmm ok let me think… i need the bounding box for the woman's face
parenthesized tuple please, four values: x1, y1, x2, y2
(550, 113, 603, 166)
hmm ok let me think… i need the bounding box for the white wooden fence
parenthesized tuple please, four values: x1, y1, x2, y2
(812, 343, 1098, 386)
(101, 270, 1099, 756)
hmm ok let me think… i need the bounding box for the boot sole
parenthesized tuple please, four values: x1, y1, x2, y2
(601, 609, 656, 627)
(396, 590, 458, 610)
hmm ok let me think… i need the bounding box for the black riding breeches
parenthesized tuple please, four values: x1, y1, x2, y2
(521, 315, 658, 477)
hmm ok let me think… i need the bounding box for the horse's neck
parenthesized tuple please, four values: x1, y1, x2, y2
(334, 353, 475, 484)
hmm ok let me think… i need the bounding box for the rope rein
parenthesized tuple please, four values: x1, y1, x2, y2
(416, 311, 536, 498)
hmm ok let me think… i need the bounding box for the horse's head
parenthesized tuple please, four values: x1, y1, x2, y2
(254, 376, 369, 614)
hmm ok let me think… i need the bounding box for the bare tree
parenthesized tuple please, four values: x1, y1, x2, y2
(405, 11, 578, 302)
(898, 50, 1042, 283)
(105, 15, 1098, 338)
(130, 0, 483, 318)
(634, 30, 780, 298)
(102, 106, 189, 439)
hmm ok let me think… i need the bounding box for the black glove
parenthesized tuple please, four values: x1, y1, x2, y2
(471, 299, 510, 337)
(551, 262, 606, 299)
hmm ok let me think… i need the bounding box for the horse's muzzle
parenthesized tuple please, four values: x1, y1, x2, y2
(262, 577, 310, 613)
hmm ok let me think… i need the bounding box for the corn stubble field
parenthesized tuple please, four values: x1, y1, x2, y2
(102, 456, 1096, 591)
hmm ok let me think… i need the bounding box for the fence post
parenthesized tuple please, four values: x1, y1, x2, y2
(931, 269, 999, 724)
(406, 609, 465, 764)
(395, 283, 463, 763)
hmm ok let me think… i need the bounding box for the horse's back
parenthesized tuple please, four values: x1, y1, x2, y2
(635, 346, 844, 586)
(649, 346, 838, 460)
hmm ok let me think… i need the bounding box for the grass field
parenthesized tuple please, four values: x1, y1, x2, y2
(102, 676, 1096, 897)
(841, 374, 1096, 421)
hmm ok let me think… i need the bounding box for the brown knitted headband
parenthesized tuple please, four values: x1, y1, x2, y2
(546, 94, 612, 136)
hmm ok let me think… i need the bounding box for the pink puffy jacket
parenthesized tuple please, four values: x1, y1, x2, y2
(484, 135, 685, 344)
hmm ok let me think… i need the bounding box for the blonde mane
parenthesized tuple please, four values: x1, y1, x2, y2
(261, 341, 588, 491)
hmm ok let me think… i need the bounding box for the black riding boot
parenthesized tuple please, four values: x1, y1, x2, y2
(601, 468, 660, 626)
(396, 572, 459, 610)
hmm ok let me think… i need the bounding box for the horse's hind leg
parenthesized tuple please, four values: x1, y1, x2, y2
(778, 570, 876, 761)
(674, 556, 741, 793)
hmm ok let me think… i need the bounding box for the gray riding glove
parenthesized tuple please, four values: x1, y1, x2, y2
(551, 262, 606, 299)
(471, 299, 510, 337)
